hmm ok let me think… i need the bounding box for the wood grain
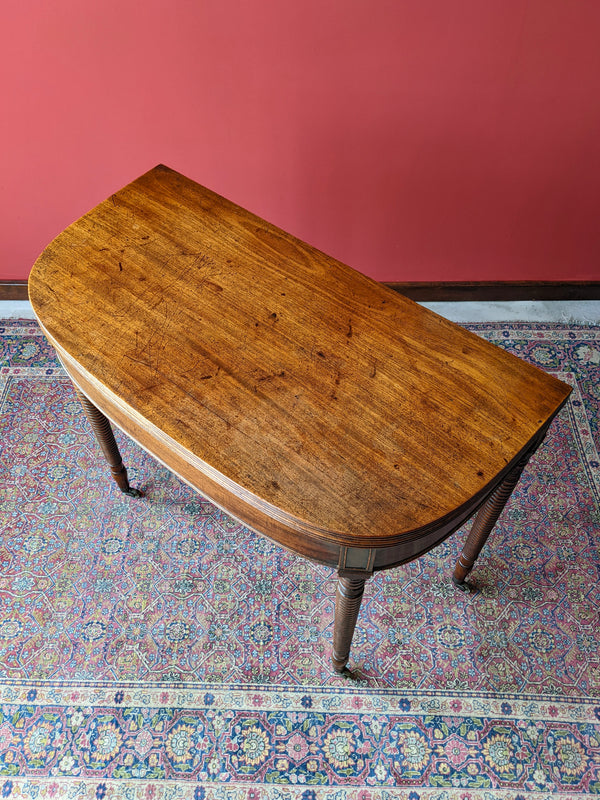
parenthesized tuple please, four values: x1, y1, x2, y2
(28, 165, 573, 670)
(28, 165, 571, 545)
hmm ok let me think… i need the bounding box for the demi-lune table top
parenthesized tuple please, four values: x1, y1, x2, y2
(28, 165, 572, 564)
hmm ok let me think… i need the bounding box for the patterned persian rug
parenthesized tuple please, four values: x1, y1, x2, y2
(0, 318, 599, 799)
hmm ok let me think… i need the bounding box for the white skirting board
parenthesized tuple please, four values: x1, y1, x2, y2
(1, 299, 600, 324)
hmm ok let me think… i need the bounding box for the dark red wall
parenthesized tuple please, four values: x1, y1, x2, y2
(3, 0, 600, 282)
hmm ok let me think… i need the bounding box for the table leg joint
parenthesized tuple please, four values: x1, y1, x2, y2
(338, 546, 376, 575)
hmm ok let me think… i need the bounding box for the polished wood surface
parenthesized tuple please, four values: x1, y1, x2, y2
(28, 165, 572, 671)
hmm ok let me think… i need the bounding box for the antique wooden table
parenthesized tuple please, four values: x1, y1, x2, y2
(28, 165, 572, 673)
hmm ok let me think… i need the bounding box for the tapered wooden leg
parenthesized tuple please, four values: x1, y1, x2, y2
(452, 454, 531, 590)
(74, 387, 142, 497)
(332, 575, 367, 672)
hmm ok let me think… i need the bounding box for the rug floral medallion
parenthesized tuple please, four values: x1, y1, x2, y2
(0, 319, 599, 799)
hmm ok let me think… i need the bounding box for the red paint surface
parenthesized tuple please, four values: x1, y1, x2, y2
(2, 0, 600, 282)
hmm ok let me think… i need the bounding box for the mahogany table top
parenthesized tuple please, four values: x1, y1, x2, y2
(28, 165, 572, 559)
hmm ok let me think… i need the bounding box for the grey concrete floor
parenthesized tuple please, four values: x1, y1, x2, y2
(2, 299, 600, 324)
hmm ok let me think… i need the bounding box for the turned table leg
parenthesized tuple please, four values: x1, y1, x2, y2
(332, 575, 367, 672)
(452, 451, 533, 590)
(74, 387, 142, 497)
